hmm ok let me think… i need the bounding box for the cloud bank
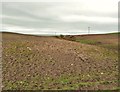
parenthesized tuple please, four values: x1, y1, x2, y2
(1, 0, 118, 35)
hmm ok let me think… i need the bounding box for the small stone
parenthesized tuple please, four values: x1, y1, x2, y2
(1, 85, 4, 88)
(87, 74, 90, 77)
(27, 47, 31, 50)
(20, 81, 23, 84)
(101, 72, 104, 75)
(71, 64, 73, 66)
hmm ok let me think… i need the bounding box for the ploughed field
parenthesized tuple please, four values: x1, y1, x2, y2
(2, 32, 119, 90)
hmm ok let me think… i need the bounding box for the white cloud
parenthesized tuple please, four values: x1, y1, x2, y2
(59, 15, 117, 23)
(2, 24, 35, 32)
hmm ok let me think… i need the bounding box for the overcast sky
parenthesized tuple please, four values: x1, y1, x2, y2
(1, 0, 119, 35)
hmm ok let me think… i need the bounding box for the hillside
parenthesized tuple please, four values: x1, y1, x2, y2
(2, 32, 118, 90)
(58, 33, 119, 51)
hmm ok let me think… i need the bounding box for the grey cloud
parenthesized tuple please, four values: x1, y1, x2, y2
(3, 17, 117, 32)
(1, 2, 118, 34)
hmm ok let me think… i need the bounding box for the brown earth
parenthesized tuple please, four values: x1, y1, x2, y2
(0, 33, 2, 91)
(2, 32, 119, 90)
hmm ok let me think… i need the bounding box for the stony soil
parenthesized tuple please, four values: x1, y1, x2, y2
(2, 32, 119, 90)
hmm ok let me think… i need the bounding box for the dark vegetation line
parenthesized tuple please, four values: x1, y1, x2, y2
(1, 31, 120, 37)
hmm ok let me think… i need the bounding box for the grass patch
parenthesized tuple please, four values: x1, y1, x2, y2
(75, 39, 100, 45)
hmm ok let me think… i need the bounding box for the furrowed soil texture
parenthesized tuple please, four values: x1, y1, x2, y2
(2, 32, 119, 90)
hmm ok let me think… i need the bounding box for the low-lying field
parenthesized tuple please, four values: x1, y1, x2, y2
(59, 33, 119, 51)
(2, 32, 119, 90)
